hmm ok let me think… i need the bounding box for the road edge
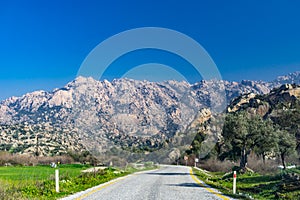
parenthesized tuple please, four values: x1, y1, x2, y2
(60, 168, 160, 200)
(189, 167, 233, 200)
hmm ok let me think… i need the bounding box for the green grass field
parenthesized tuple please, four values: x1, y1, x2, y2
(0, 163, 158, 200)
(0, 164, 87, 181)
(0, 164, 130, 200)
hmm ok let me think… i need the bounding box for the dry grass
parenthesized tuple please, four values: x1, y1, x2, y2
(247, 155, 279, 174)
(197, 153, 296, 174)
(198, 158, 236, 173)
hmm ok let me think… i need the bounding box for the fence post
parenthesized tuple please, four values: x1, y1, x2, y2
(233, 171, 236, 194)
(55, 169, 59, 193)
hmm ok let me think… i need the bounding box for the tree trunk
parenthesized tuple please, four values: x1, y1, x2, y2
(262, 154, 266, 165)
(281, 153, 286, 170)
(240, 148, 248, 169)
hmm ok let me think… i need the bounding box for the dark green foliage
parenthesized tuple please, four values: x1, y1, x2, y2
(67, 151, 93, 163)
(272, 102, 300, 158)
(254, 120, 278, 163)
(277, 129, 297, 169)
(188, 107, 298, 172)
(221, 112, 278, 170)
(273, 106, 300, 134)
(222, 112, 253, 168)
(187, 131, 205, 156)
(0, 144, 12, 151)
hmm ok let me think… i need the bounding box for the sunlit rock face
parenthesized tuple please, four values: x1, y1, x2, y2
(0, 72, 299, 156)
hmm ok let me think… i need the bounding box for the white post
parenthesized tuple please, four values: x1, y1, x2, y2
(55, 169, 59, 193)
(194, 158, 198, 167)
(233, 171, 237, 194)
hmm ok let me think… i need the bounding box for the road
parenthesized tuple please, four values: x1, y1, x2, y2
(63, 165, 232, 200)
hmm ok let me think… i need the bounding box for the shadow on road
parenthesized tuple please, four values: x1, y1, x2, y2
(145, 172, 190, 176)
(166, 183, 201, 188)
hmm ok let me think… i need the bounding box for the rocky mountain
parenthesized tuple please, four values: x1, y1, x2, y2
(0, 71, 299, 158)
(189, 83, 300, 159)
(227, 84, 300, 115)
(271, 71, 300, 86)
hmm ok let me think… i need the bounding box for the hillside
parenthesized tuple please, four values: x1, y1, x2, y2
(0, 71, 299, 158)
(188, 83, 300, 162)
(226, 83, 300, 153)
(227, 83, 300, 115)
(0, 123, 85, 156)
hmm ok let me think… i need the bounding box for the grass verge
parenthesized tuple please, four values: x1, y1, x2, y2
(193, 167, 300, 199)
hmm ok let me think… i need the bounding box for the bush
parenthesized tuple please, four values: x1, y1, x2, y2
(247, 154, 278, 174)
(37, 155, 74, 165)
(67, 151, 93, 163)
(0, 151, 74, 166)
(198, 158, 235, 172)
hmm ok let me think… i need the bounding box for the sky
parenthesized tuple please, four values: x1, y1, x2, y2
(0, 0, 300, 100)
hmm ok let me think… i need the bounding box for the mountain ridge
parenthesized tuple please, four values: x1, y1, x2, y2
(0, 71, 299, 156)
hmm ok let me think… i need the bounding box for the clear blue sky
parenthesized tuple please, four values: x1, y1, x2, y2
(0, 0, 300, 100)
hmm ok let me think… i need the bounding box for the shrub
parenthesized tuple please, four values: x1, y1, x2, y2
(198, 158, 235, 172)
(247, 154, 278, 174)
(0, 151, 74, 166)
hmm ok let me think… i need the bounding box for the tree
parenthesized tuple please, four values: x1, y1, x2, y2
(273, 102, 300, 155)
(254, 119, 278, 164)
(188, 131, 205, 157)
(276, 128, 296, 170)
(222, 112, 256, 169)
(222, 112, 276, 170)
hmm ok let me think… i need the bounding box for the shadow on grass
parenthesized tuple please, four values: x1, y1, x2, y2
(238, 174, 281, 184)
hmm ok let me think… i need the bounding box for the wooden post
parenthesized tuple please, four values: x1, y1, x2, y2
(233, 171, 236, 194)
(55, 169, 59, 193)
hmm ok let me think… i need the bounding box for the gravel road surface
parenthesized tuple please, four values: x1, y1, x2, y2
(63, 165, 233, 200)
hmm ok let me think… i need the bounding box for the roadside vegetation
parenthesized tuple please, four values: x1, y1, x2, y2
(0, 164, 128, 199)
(221, 111, 297, 171)
(185, 100, 300, 199)
(0, 152, 157, 200)
(193, 163, 300, 199)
